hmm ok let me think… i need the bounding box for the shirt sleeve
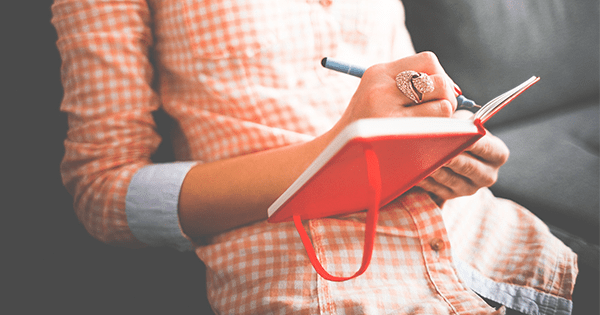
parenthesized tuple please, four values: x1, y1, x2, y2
(52, 0, 192, 249)
(126, 162, 197, 251)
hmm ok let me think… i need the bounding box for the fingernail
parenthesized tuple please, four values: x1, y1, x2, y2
(454, 83, 462, 96)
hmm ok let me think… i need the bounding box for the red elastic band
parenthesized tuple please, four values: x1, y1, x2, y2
(293, 143, 381, 281)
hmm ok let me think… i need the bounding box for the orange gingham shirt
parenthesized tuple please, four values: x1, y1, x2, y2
(53, 0, 577, 314)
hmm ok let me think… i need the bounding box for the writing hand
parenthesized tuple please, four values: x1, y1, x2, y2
(330, 52, 458, 136)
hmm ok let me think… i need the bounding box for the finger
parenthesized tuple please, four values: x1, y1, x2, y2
(361, 67, 455, 108)
(410, 74, 457, 110)
(445, 154, 498, 188)
(415, 176, 457, 201)
(392, 74, 456, 110)
(384, 51, 448, 77)
(369, 65, 456, 108)
(429, 167, 480, 196)
(399, 99, 454, 118)
(452, 109, 475, 119)
(466, 133, 510, 166)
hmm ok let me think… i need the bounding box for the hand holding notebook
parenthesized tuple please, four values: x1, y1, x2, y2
(268, 66, 539, 281)
(415, 108, 510, 205)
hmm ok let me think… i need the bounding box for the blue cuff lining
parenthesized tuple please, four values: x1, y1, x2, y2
(455, 260, 573, 315)
(125, 162, 198, 251)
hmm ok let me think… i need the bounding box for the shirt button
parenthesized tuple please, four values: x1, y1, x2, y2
(429, 238, 445, 251)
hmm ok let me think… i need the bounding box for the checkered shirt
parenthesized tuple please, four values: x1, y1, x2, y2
(53, 0, 577, 314)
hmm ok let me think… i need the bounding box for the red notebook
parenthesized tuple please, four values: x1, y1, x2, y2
(267, 76, 539, 281)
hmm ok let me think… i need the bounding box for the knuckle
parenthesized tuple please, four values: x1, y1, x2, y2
(465, 185, 480, 196)
(479, 140, 493, 159)
(418, 51, 440, 65)
(436, 75, 450, 91)
(433, 168, 451, 183)
(419, 177, 436, 189)
(371, 63, 386, 71)
(445, 156, 460, 170)
(482, 134, 510, 165)
(440, 189, 457, 200)
(483, 172, 498, 187)
(460, 159, 478, 177)
(435, 76, 457, 112)
(364, 63, 385, 76)
(499, 144, 510, 164)
(438, 99, 453, 117)
(434, 168, 457, 187)
(454, 181, 478, 196)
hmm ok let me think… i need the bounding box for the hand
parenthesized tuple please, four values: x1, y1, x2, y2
(330, 52, 459, 137)
(416, 110, 510, 205)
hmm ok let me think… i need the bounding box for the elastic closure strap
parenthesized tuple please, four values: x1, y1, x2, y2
(293, 143, 381, 281)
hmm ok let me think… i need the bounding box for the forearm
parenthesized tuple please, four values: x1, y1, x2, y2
(178, 130, 336, 238)
(179, 53, 461, 238)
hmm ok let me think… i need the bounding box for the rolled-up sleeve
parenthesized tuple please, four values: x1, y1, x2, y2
(53, 0, 193, 249)
(126, 162, 197, 251)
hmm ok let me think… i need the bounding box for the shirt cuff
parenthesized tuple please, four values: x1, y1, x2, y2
(125, 161, 198, 251)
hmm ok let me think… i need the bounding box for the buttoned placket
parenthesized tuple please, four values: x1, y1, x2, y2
(418, 214, 458, 313)
(403, 195, 494, 314)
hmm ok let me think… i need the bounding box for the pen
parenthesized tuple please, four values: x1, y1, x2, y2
(321, 57, 481, 111)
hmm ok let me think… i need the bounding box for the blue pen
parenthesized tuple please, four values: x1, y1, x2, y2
(321, 57, 481, 111)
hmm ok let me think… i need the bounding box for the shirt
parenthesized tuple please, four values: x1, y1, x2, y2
(52, 0, 577, 314)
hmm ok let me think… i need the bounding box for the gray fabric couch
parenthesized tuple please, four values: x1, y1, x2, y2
(403, 0, 599, 313)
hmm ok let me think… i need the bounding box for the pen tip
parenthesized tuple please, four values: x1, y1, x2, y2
(321, 57, 327, 68)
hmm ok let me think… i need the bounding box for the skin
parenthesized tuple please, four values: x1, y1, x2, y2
(178, 52, 509, 239)
(416, 109, 509, 206)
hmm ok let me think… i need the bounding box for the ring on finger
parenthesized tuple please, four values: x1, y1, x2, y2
(395, 71, 435, 104)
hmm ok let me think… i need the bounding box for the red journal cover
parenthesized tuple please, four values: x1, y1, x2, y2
(267, 76, 539, 281)
(268, 118, 485, 223)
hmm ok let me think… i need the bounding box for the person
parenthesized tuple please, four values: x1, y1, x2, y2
(52, 0, 577, 314)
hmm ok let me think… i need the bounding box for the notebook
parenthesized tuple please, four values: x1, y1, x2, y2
(267, 76, 539, 281)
